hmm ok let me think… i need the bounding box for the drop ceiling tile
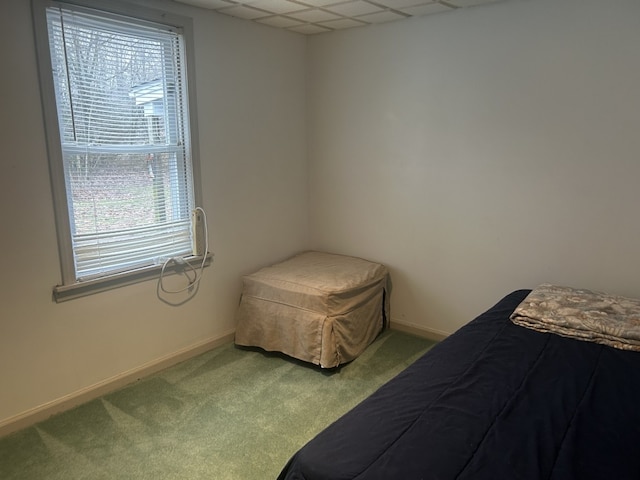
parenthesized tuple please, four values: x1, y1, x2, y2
(256, 15, 306, 27)
(356, 10, 406, 23)
(372, 0, 435, 8)
(399, 2, 453, 15)
(318, 18, 367, 29)
(445, 0, 501, 6)
(178, 0, 234, 8)
(288, 23, 333, 34)
(287, 9, 343, 22)
(246, 0, 309, 13)
(296, 0, 344, 5)
(326, 0, 384, 17)
(218, 4, 271, 18)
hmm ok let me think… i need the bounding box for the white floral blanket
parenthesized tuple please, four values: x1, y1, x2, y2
(510, 284, 640, 351)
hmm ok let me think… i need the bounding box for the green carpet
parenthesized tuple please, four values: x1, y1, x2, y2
(0, 330, 436, 479)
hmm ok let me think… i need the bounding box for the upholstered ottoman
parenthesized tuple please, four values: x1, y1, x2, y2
(234, 251, 390, 368)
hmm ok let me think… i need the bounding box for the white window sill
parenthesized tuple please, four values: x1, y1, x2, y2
(53, 253, 213, 303)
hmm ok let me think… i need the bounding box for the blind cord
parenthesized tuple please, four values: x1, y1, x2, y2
(57, 9, 78, 142)
(158, 206, 209, 295)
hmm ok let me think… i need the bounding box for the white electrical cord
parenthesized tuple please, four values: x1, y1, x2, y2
(158, 206, 209, 295)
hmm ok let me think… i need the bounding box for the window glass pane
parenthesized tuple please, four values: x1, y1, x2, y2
(44, 4, 195, 281)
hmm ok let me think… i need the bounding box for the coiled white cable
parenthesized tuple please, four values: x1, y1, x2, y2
(158, 206, 209, 295)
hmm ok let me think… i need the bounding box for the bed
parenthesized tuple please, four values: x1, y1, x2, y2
(277, 287, 640, 480)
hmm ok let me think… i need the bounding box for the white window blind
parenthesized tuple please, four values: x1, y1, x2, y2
(44, 4, 195, 282)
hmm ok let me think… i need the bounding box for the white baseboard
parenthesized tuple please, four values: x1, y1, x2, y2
(389, 318, 450, 342)
(0, 330, 235, 438)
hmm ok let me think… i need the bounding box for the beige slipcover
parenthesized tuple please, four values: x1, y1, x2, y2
(234, 251, 390, 368)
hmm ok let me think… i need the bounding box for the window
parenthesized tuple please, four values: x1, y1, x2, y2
(33, 0, 203, 301)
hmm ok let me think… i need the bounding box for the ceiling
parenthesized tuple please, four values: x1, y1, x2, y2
(172, 0, 505, 35)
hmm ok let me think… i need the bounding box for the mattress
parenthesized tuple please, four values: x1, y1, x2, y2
(234, 251, 389, 368)
(277, 289, 640, 479)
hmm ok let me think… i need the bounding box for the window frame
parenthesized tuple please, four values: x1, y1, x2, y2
(32, 0, 205, 302)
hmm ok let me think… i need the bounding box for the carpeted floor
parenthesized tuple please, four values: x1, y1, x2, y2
(0, 330, 436, 479)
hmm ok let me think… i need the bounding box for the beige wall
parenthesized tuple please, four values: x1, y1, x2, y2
(307, 0, 640, 336)
(0, 0, 308, 426)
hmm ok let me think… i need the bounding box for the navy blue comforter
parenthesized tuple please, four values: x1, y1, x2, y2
(278, 290, 640, 480)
